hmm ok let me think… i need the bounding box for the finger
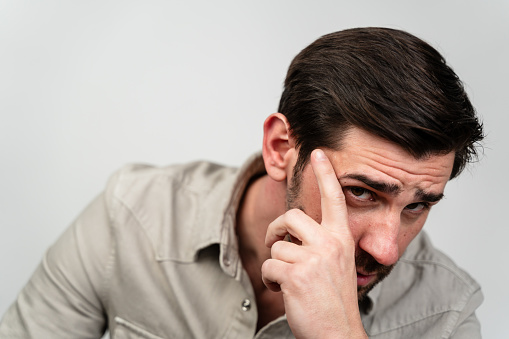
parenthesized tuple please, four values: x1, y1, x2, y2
(265, 209, 319, 247)
(271, 239, 304, 263)
(284, 234, 302, 246)
(261, 258, 289, 292)
(310, 149, 349, 233)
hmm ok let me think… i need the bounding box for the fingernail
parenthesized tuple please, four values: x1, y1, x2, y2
(315, 149, 326, 161)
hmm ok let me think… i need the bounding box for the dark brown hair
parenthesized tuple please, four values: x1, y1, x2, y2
(278, 27, 483, 179)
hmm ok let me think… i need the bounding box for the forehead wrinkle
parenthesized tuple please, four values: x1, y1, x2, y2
(348, 153, 452, 190)
(349, 146, 451, 178)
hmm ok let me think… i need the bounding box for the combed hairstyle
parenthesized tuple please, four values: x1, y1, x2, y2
(278, 27, 484, 179)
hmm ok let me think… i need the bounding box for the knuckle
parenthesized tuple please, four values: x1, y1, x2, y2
(306, 252, 321, 266)
(287, 264, 308, 287)
(285, 208, 304, 221)
(321, 234, 355, 257)
(261, 258, 273, 275)
(324, 190, 346, 205)
(270, 240, 283, 256)
(320, 240, 340, 257)
(287, 261, 321, 292)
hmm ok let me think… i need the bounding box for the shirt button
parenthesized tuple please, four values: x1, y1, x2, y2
(241, 299, 251, 311)
(223, 256, 231, 266)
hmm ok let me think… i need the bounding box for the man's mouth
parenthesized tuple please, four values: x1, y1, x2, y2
(355, 250, 395, 290)
(356, 271, 376, 287)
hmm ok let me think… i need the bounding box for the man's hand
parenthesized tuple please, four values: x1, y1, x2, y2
(261, 149, 367, 339)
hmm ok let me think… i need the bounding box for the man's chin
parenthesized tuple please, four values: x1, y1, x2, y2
(356, 269, 394, 301)
(357, 281, 377, 301)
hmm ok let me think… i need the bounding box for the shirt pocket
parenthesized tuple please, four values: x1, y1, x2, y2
(113, 317, 166, 339)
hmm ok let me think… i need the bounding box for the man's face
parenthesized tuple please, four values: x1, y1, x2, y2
(286, 127, 455, 299)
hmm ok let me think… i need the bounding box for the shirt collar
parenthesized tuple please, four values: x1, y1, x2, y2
(219, 153, 266, 278)
(144, 153, 264, 264)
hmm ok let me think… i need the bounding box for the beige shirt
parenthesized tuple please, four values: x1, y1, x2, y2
(0, 154, 483, 338)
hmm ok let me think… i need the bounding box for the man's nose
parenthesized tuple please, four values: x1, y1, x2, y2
(357, 212, 400, 267)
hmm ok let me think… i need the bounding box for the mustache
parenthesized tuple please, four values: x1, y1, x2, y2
(356, 250, 394, 275)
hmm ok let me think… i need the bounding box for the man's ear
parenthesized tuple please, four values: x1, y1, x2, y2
(262, 113, 296, 182)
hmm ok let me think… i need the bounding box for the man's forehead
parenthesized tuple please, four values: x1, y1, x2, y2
(326, 128, 455, 190)
(333, 127, 455, 162)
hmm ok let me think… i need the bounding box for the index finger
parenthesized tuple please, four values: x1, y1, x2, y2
(310, 149, 349, 233)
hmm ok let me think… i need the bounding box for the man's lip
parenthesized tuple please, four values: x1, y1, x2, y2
(357, 272, 375, 286)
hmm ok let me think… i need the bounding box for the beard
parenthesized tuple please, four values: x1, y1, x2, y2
(286, 165, 395, 301)
(355, 250, 394, 300)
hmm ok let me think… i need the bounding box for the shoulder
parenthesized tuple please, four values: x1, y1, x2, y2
(104, 161, 238, 213)
(366, 232, 483, 337)
(106, 161, 238, 196)
(101, 161, 239, 261)
(397, 231, 481, 301)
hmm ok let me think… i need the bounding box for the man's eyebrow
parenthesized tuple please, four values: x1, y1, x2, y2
(340, 173, 445, 203)
(339, 174, 401, 195)
(416, 189, 444, 203)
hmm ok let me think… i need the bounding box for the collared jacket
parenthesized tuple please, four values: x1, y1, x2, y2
(0, 154, 483, 338)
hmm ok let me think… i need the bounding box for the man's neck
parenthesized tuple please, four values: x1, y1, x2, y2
(236, 174, 287, 330)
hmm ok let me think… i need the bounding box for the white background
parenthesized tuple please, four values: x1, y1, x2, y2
(1, 1, 507, 337)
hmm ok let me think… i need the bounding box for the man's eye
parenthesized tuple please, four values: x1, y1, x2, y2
(349, 187, 373, 200)
(405, 202, 429, 213)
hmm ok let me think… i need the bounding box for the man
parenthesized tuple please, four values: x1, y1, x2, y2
(0, 27, 484, 338)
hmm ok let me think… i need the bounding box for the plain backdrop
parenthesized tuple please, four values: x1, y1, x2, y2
(1, 1, 507, 338)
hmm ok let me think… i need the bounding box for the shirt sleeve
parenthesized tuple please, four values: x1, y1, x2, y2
(0, 193, 114, 338)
